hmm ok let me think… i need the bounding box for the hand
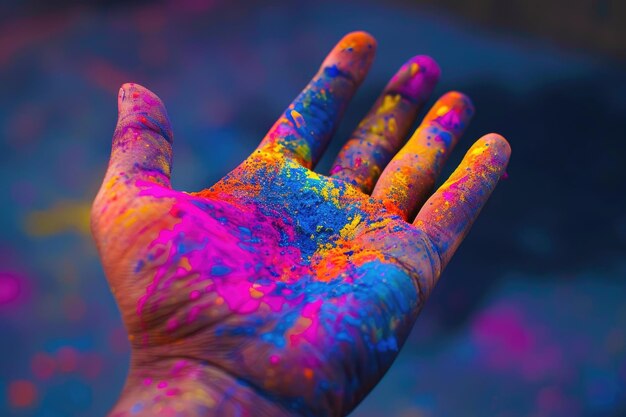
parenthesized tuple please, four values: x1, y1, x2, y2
(92, 32, 510, 417)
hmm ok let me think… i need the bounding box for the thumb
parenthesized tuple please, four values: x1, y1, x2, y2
(91, 83, 175, 249)
(110, 83, 173, 188)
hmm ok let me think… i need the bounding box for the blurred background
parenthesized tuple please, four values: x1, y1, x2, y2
(1, 0, 625, 416)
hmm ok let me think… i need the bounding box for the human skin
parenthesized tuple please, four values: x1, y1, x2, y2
(91, 32, 511, 417)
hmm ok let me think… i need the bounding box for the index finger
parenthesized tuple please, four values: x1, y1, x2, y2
(257, 31, 376, 169)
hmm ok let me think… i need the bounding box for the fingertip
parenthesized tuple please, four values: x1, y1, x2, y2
(439, 91, 475, 114)
(387, 55, 440, 101)
(343, 30, 378, 50)
(484, 132, 511, 154)
(116, 82, 173, 144)
(118, 82, 166, 114)
(423, 91, 474, 137)
(321, 31, 377, 83)
(461, 133, 511, 184)
(407, 55, 441, 81)
(474, 133, 511, 162)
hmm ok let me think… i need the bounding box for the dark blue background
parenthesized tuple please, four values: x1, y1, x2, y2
(1, 1, 625, 416)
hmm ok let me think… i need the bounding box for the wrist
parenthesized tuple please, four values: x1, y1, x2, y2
(109, 355, 300, 417)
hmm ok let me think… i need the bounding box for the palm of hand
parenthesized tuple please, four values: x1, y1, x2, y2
(123, 151, 431, 414)
(92, 32, 509, 417)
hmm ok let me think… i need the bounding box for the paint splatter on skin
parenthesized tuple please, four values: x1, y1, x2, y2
(91, 32, 510, 417)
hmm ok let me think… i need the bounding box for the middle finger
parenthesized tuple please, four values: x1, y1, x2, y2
(329, 55, 440, 193)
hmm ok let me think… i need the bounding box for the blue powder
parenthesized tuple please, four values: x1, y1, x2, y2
(211, 265, 232, 276)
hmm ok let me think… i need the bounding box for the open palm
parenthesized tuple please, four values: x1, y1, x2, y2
(92, 32, 510, 417)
